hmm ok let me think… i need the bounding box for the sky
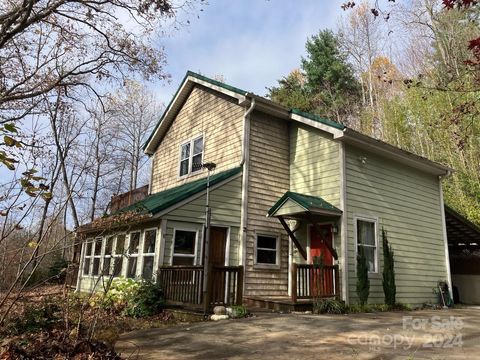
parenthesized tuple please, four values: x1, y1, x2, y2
(151, 0, 345, 103)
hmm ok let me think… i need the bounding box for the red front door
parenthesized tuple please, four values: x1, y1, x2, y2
(310, 224, 334, 296)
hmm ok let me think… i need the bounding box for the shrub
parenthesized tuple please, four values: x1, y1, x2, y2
(313, 298, 346, 314)
(47, 257, 69, 284)
(229, 305, 248, 318)
(7, 299, 61, 335)
(382, 228, 396, 306)
(100, 277, 164, 318)
(356, 246, 370, 306)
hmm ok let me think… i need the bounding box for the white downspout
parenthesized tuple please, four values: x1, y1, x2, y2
(439, 172, 452, 299)
(239, 97, 255, 267)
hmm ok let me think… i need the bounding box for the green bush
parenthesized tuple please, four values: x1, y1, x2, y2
(99, 277, 164, 318)
(7, 299, 61, 335)
(356, 246, 370, 306)
(313, 298, 346, 314)
(382, 229, 396, 306)
(229, 305, 248, 318)
(47, 257, 69, 284)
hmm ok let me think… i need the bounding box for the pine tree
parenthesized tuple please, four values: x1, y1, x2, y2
(382, 228, 396, 306)
(356, 246, 370, 306)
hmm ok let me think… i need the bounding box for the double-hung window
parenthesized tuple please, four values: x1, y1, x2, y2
(91, 238, 102, 276)
(356, 218, 378, 273)
(113, 234, 125, 277)
(255, 235, 279, 265)
(179, 136, 203, 176)
(83, 240, 93, 276)
(172, 230, 197, 265)
(127, 232, 140, 278)
(103, 236, 114, 275)
(142, 229, 157, 279)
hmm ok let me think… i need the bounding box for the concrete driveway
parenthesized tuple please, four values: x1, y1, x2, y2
(116, 307, 480, 359)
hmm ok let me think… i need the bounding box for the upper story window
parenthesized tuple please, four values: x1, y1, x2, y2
(179, 136, 203, 177)
(355, 217, 378, 273)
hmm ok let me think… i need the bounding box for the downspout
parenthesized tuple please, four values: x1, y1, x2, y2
(239, 97, 255, 267)
(439, 171, 453, 300)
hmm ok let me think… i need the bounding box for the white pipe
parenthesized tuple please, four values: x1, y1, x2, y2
(239, 98, 255, 267)
(439, 176, 452, 300)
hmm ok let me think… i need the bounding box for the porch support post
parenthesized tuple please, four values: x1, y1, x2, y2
(278, 216, 307, 260)
(306, 214, 339, 260)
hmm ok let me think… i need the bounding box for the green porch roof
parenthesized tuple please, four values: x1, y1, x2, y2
(116, 167, 242, 216)
(267, 191, 342, 217)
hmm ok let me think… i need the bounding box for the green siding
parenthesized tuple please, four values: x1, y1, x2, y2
(345, 144, 448, 306)
(289, 123, 341, 208)
(163, 175, 242, 266)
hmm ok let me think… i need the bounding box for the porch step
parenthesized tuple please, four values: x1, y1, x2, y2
(244, 296, 313, 313)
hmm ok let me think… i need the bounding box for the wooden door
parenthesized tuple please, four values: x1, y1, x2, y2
(310, 225, 334, 297)
(209, 227, 227, 303)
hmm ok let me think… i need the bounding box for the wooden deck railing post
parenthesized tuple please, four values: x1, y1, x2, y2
(291, 263, 297, 304)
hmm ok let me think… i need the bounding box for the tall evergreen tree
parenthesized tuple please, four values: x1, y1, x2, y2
(382, 228, 396, 306)
(356, 246, 370, 306)
(268, 30, 361, 124)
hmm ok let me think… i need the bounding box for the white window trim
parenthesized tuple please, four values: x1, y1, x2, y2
(254, 233, 280, 268)
(141, 227, 158, 279)
(102, 235, 115, 276)
(178, 135, 204, 178)
(126, 231, 141, 278)
(354, 215, 379, 274)
(112, 233, 127, 277)
(171, 227, 199, 266)
(91, 237, 103, 276)
(82, 238, 94, 277)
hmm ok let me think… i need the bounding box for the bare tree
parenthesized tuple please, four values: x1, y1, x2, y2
(109, 80, 162, 192)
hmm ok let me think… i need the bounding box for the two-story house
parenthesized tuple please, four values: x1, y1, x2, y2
(76, 71, 452, 309)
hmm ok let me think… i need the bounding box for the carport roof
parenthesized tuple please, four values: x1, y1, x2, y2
(446, 205, 480, 251)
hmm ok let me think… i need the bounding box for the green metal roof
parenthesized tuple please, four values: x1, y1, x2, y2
(268, 191, 342, 217)
(143, 71, 345, 151)
(116, 167, 242, 216)
(290, 109, 345, 130)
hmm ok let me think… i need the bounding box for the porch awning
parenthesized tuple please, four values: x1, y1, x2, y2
(267, 191, 342, 218)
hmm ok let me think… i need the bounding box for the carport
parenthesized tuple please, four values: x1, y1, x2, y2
(446, 206, 480, 304)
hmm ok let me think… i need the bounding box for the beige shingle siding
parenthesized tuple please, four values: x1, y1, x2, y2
(345, 144, 447, 305)
(245, 111, 290, 296)
(162, 175, 243, 266)
(151, 85, 244, 194)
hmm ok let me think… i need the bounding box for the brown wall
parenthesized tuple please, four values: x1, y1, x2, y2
(151, 85, 244, 194)
(245, 111, 290, 296)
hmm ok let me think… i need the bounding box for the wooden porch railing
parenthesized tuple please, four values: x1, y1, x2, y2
(291, 263, 339, 303)
(157, 265, 243, 307)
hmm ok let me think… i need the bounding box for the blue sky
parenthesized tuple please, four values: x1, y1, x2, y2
(152, 0, 345, 102)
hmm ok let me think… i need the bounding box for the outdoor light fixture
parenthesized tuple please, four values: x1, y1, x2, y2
(202, 162, 217, 171)
(359, 156, 367, 164)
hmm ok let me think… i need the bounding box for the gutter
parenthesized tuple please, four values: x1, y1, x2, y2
(239, 97, 256, 266)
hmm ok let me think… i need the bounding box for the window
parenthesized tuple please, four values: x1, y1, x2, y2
(172, 230, 197, 265)
(91, 238, 102, 276)
(142, 229, 157, 280)
(113, 234, 125, 277)
(356, 218, 377, 273)
(103, 236, 114, 275)
(255, 235, 279, 265)
(83, 240, 93, 275)
(127, 232, 140, 278)
(179, 136, 203, 176)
